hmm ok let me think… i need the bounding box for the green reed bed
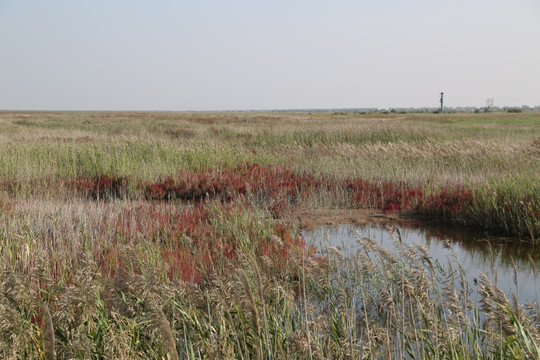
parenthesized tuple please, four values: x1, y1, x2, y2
(0, 142, 276, 180)
(1, 111, 538, 184)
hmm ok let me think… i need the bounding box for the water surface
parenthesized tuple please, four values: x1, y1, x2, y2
(302, 222, 540, 305)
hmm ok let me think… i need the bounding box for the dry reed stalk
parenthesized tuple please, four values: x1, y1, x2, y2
(250, 257, 270, 349)
(43, 303, 56, 360)
(148, 300, 178, 360)
(114, 267, 178, 360)
(238, 268, 260, 338)
(238, 267, 264, 360)
(528, 254, 540, 325)
(478, 273, 516, 336)
(326, 246, 343, 258)
(269, 234, 283, 247)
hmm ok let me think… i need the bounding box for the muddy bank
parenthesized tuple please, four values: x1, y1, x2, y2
(293, 208, 425, 230)
(293, 208, 516, 243)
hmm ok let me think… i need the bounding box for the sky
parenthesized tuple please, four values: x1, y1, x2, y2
(1, 0, 539, 111)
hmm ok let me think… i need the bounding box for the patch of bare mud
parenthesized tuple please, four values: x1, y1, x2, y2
(293, 208, 423, 231)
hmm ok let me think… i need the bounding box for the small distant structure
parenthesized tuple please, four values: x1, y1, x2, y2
(485, 98, 494, 112)
(440, 92, 444, 112)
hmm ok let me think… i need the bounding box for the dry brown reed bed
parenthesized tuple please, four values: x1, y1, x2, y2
(1, 193, 539, 358)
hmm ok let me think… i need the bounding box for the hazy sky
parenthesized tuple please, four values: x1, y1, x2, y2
(1, 0, 539, 110)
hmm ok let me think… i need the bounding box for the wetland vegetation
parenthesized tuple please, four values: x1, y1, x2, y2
(0, 110, 539, 359)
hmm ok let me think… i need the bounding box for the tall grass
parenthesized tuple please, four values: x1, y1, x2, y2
(1, 200, 538, 358)
(0, 111, 538, 184)
(0, 110, 539, 358)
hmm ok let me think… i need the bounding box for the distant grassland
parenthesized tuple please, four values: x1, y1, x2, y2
(1, 111, 538, 185)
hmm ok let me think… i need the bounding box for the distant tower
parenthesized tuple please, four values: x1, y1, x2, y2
(440, 92, 444, 112)
(486, 98, 494, 111)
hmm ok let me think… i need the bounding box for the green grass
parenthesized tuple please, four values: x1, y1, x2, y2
(1, 111, 537, 183)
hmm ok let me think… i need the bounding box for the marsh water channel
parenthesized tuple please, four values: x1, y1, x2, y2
(302, 221, 540, 305)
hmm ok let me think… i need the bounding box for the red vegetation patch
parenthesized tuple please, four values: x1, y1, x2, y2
(67, 164, 538, 239)
(344, 179, 474, 219)
(106, 201, 309, 283)
(71, 175, 129, 199)
(143, 164, 322, 202)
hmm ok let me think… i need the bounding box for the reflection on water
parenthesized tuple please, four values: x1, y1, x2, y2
(302, 221, 540, 305)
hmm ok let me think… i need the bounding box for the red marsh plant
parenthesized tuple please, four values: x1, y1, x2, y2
(0, 176, 62, 197)
(71, 175, 129, 200)
(345, 178, 474, 217)
(347, 178, 539, 239)
(344, 179, 425, 212)
(68, 164, 538, 239)
(143, 164, 323, 203)
(106, 200, 310, 283)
